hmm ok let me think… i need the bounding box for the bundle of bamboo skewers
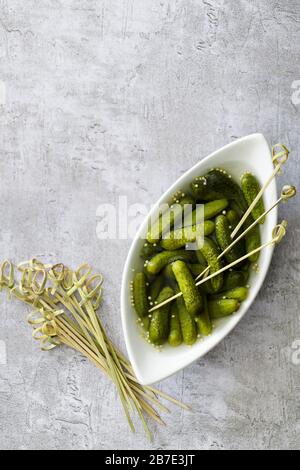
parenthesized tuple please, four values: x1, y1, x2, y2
(0, 259, 188, 440)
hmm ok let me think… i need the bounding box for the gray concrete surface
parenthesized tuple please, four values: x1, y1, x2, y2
(0, 0, 299, 450)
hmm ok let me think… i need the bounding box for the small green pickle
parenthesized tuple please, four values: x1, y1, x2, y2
(140, 241, 162, 260)
(222, 270, 247, 291)
(133, 272, 149, 319)
(161, 220, 215, 251)
(149, 286, 174, 345)
(226, 209, 240, 229)
(168, 303, 183, 347)
(149, 275, 165, 302)
(163, 263, 176, 281)
(191, 169, 247, 212)
(146, 250, 196, 276)
(215, 215, 245, 263)
(241, 172, 265, 224)
(177, 296, 197, 345)
(211, 286, 249, 302)
(188, 263, 207, 278)
(191, 199, 229, 224)
(208, 299, 240, 319)
(195, 295, 212, 336)
(172, 260, 203, 316)
(197, 237, 223, 293)
(244, 215, 261, 263)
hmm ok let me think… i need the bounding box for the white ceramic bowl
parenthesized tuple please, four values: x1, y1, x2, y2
(121, 134, 277, 385)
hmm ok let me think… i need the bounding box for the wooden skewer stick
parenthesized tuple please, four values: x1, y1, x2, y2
(195, 220, 287, 287)
(194, 184, 296, 282)
(148, 221, 287, 313)
(230, 144, 290, 239)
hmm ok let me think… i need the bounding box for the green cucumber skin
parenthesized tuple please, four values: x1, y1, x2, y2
(164, 263, 207, 282)
(244, 215, 261, 263)
(188, 263, 207, 278)
(208, 299, 240, 319)
(195, 296, 212, 336)
(197, 237, 223, 293)
(215, 215, 245, 263)
(133, 272, 149, 319)
(146, 250, 196, 276)
(191, 199, 229, 224)
(172, 260, 203, 316)
(141, 316, 150, 331)
(147, 195, 195, 244)
(210, 287, 249, 302)
(229, 201, 244, 219)
(195, 250, 216, 293)
(196, 250, 206, 265)
(203, 199, 229, 219)
(163, 264, 176, 281)
(227, 203, 261, 264)
(168, 304, 183, 347)
(241, 173, 265, 224)
(222, 271, 247, 291)
(149, 286, 174, 345)
(160, 220, 215, 251)
(177, 296, 197, 345)
(149, 275, 165, 302)
(241, 262, 251, 282)
(239, 174, 263, 263)
(200, 281, 214, 295)
(191, 169, 247, 212)
(188, 263, 214, 294)
(226, 209, 240, 229)
(140, 242, 162, 260)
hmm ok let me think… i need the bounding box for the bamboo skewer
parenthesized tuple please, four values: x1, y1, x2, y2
(196, 220, 286, 285)
(149, 220, 288, 313)
(230, 144, 289, 239)
(194, 185, 296, 282)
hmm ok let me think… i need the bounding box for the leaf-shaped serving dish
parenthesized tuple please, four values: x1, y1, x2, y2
(121, 134, 277, 385)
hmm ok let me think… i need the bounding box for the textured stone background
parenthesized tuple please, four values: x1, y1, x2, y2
(0, 0, 299, 450)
